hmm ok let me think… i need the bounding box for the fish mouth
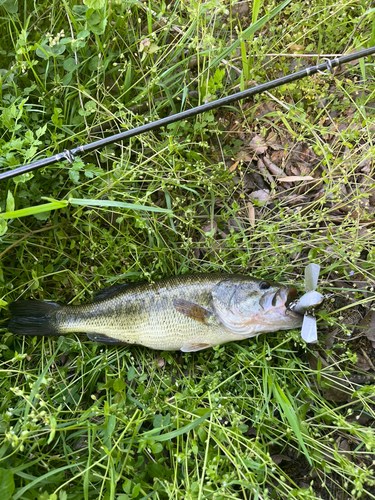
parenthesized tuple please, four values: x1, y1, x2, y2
(272, 286, 298, 308)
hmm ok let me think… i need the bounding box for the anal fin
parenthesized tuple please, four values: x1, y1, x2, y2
(180, 342, 213, 352)
(87, 333, 130, 346)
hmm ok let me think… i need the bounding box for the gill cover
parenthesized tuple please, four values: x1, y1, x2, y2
(212, 277, 301, 335)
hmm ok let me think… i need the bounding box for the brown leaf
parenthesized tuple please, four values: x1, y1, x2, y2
(309, 352, 351, 402)
(201, 220, 217, 234)
(249, 189, 270, 203)
(308, 351, 329, 370)
(227, 218, 244, 233)
(337, 438, 350, 452)
(247, 202, 255, 227)
(266, 131, 283, 150)
(354, 353, 371, 372)
(230, 1, 249, 17)
(290, 165, 301, 176)
(278, 175, 314, 182)
(263, 157, 285, 177)
(270, 150, 286, 164)
(347, 412, 374, 425)
(254, 102, 275, 120)
(157, 357, 165, 368)
(357, 310, 375, 342)
(323, 384, 351, 403)
(257, 158, 275, 185)
(289, 44, 305, 52)
(229, 160, 240, 172)
(249, 135, 267, 154)
(271, 454, 292, 465)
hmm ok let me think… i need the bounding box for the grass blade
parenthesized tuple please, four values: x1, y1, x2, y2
(272, 380, 312, 466)
(69, 198, 172, 214)
(0, 201, 68, 220)
(209, 0, 292, 69)
(12, 463, 84, 500)
(140, 410, 212, 442)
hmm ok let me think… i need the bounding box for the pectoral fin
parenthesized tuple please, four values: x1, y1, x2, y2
(181, 342, 213, 352)
(174, 299, 213, 325)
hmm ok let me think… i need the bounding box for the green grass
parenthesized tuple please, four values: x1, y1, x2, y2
(0, 0, 375, 499)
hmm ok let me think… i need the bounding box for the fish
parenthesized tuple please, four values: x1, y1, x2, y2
(7, 273, 303, 352)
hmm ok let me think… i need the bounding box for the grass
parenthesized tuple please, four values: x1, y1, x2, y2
(0, 0, 375, 499)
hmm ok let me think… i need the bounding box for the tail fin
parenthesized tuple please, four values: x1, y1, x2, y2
(8, 300, 62, 336)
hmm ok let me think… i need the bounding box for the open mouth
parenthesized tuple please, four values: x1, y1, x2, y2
(272, 286, 298, 308)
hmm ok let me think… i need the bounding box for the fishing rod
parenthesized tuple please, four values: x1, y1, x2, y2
(1, 46, 375, 182)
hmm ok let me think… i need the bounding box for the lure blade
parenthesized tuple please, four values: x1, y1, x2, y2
(305, 263, 320, 291)
(301, 314, 318, 343)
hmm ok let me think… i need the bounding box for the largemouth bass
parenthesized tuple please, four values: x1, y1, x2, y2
(7, 274, 303, 352)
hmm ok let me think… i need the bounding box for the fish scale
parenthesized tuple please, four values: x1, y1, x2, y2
(56, 275, 226, 350)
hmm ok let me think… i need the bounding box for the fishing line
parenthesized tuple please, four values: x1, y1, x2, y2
(1, 46, 374, 182)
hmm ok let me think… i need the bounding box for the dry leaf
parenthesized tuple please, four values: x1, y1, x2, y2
(263, 156, 285, 177)
(271, 454, 292, 465)
(229, 160, 240, 172)
(323, 384, 351, 403)
(354, 353, 371, 372)
(157, 357, 165, 368)
(257, 158, 275, 185)
(249, 135, 267, 154)
(247, 202, 255, 227)
(356, 310, 375, 342)
(266, 131, 283, 150)
(290, 165, 301, 176)
(231, 1, 249, 16)
(347, 412, 374, 425)
(254, 102, 275, 120)
(278, 175, 314, 182)
(271, 150, 286, 164)
(309, 351, 329, 370)
(309, 353, 351, 402)
(249, 189, 270, 203)
(289, 44, 305, 52)
(227, 218, 244, 233)
(279, 194, 308, 206)
(201, 220, 217, 234)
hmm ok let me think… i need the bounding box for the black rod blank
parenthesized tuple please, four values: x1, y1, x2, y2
(1, 46, 375, 182)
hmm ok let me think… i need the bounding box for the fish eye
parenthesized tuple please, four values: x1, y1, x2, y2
(259, 281, 271, 290)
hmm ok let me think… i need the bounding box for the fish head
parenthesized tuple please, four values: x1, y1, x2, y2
(212, 276, 303, 335)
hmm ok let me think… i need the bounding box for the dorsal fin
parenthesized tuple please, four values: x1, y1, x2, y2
(93, 282, 145, 302)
